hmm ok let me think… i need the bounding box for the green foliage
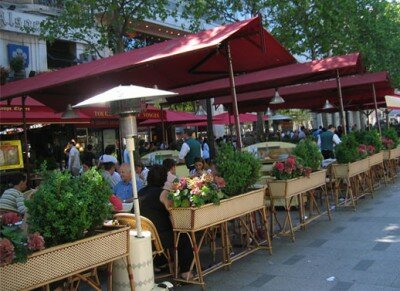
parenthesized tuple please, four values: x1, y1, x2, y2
(215, 144, 261, 196)
(360, 130, 382, 153)
(1, 225, 30, 263)
(382, 127, 400, 148)
(9, 56, 24, 72)
(292, 138, 323, 171)
(26, 168, 111, 247)
(334, 133, 361, 163)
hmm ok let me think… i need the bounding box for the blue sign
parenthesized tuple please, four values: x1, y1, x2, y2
(7, 44, 29, 68)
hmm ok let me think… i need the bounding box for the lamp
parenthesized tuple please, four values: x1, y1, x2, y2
(270, 89, 285, 104)
(61, 104, 80, 119)
(265, 107, 273, 116)
(322, 99, 334, 110)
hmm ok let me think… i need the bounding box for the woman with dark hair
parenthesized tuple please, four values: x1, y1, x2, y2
(0, 173, 27, 215)
(139, 165, 193, 279)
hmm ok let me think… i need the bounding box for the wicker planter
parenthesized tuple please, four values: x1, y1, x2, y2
(169, 188, 266, 231)
(383, 147, 400, 160)
(0, 227, 130, 291)
(333, 158, 370, 179)
(369, 152, 384, 167)
(267, 169, 327, 199)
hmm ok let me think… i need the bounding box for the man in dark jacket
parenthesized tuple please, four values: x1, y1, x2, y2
(178, 128, 202, 170)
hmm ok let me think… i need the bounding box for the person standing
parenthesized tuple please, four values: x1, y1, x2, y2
(67, 139, 81, 176)
(179, 128, 202, 171)
(318, 125, 341, 159)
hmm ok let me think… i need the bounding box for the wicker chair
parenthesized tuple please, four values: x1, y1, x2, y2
(113, 213, 174, 279)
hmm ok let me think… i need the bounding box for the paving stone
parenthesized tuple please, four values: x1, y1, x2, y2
(330, 281, 354, 291)
(282, 254, 305, 265)
(248, 274, 276, 287)
(353, 259, 374, 271)
(372, 242, 391, 251)
(307, 238, 328, 247)
(331, 226, 346, 234)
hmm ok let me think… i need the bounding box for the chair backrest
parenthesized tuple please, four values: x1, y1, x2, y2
(113, 213, 165, 254)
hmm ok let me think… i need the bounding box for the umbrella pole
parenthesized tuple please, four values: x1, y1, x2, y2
(372, 83, 382, 135)
(22, 96, 30, 186)
(226, 43, 242, 149)
(336, 69, 347, 135)
(161, 105, 166, 146)
(206, 98, 215, 160)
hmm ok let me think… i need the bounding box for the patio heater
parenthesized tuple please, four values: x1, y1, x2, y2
(74, 85, 178, 237)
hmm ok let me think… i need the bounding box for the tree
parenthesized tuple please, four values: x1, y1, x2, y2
(38, 0, 177, 56)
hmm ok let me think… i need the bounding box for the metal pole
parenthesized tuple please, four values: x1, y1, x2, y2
(371, 83, 381, 135)
(226, 43, 242, 149)
(206, 98, 215, 160)
(336, 69, 347, 135)
(22, 96, 30, 186)
(160, 104, 166, 146)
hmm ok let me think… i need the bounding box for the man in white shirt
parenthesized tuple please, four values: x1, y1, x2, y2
(317, 125, 341, 159)
(68, 140, 81, 176)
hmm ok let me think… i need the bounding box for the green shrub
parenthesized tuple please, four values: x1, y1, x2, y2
(361, 130, 382, 153)
(215, 144, 261, 196)
(10, 56, 24, 72)
(26, 168, 111, 247)
(292, 138, 323, 171)
(334, 133, 360, 163)
(382, 127, 400, 148)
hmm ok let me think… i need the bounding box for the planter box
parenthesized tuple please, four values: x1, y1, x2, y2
(333, 158, 370, 179)
(369, 152, 384, 167)
(267, 169, 327, 199)
(383, 147, 400, 160)
(169, 188, 266, 231)
(0, 227, 130, 291)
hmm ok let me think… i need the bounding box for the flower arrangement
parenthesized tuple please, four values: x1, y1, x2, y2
(168, 173, 226, 208)
(359, 130, 382, 153)
(0, 212, 45, 265)
(272, 156, 312, 180)
(291, 138, 323, 171)
(382, 137, 395, 150)
(334, 133, 361, 163)
(382, 128, 399, 149)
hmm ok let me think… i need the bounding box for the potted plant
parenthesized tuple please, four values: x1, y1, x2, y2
(333, 133, 369, 179)
(9, 56, 26, 80)
(0, 66, 9, 84)
(382, 127, 400, 160)
(291, 138, 323, 171)
(0, 168, 131, 291)
(359, 130, 383, 167)
(168, 144, 265, 231)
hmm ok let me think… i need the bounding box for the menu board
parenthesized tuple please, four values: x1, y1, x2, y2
(0, 140, 24, 170)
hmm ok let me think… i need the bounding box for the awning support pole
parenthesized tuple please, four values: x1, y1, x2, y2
(371, 83, 382, 135)
(206, 98, 216, 160)
(226, 43, 242, 149)
(22, 96, 30, 185)
(160, 104, 166, 146)
(336, 69, 347, 135)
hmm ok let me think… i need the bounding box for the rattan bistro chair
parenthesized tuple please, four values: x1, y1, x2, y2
(113, 213, 174, 279)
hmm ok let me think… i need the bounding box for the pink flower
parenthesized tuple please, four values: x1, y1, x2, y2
(191, 187, 201, 195)
(284, 166, 293, 174)
(367, 145, 375, 154)
(27, 232, 45, 251)
(303, 167, 312, 177)
(214, 176, 226, 188)
(2, 212, 20, 225)
(286, 156, 296, 167)
(179, 177, 187, 189)
(195, 181, 204, 189)
(0, 239, 14, 265)
(275, 162, 284, 172)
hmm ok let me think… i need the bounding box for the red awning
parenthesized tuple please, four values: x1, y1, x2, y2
(0, 97, 90, 125)
(170, 53, 364, 103)
(214, 71, 393, 112)
(184, 112, 267, 127)
(139, 109, 207, 126)
(0, 16, 295, 112)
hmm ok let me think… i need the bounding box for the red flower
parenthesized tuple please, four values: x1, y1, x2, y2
(214, 176, 226, 188)
(2, 212, 20, 225)
(0, 239, 14, 265)
(27, 232, 45, 251)
(286, 156, 296, 166)
(109, 195, 123, 211)
(275, 162, 285, 172)
(367, 145, 375, 154)
(303, 167, 312, 177)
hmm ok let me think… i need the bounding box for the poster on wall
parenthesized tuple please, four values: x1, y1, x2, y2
(0, 140, 24, 170)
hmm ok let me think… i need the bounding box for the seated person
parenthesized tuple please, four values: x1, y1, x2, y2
(101, 162, 122, 189)
(113, 163, 143, 203)
(0, 173, 27, 215)
(189, 157, 211, 178)
(162, 158, 177, 192)
(98, 145, 118, 167)
(139, 165, 193, 280)
(134, 162, 147, 187)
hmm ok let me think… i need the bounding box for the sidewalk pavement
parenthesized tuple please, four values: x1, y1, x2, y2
(178, 179, 400, 291)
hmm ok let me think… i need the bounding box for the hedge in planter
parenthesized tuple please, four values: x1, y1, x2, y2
(215, 143, 261, 196)
(334, 133, 361, 164)
(26, 168, 111, 247)
(291, 138, 323, 171)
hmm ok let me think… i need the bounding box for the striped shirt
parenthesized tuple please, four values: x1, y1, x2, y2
(0, 188, 26, 214)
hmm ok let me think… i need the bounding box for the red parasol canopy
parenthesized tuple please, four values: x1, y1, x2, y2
(139, 109, 207, 126)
